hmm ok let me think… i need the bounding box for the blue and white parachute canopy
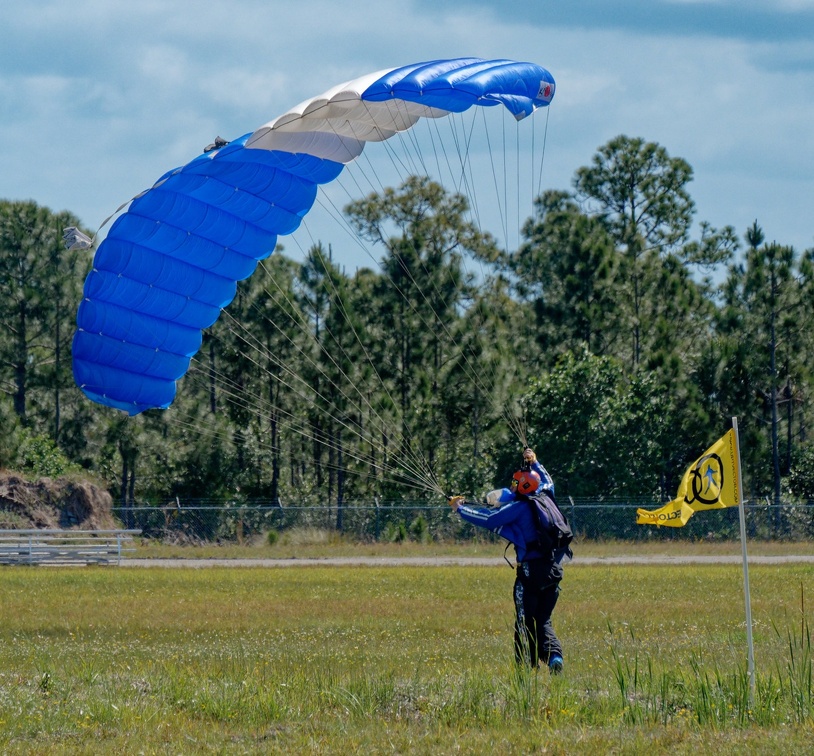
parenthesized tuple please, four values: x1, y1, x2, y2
(72, 57, 555, 415)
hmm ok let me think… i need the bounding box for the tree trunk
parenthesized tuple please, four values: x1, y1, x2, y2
(128, 462, 137, 529)
(327, 422, 335, 509)
(270, 382, 280, 505)
(14, 299, 27, 422)
(336, 429, 344, 532)
(208, 337, 217, 414)
(120, 456, 128, 509)
(54, 311, 61, 442)
(128, 463, 136, 508)
(120, 453, 129, 526)
(785, 380, 793, 475)
(769, 279, 781, 513)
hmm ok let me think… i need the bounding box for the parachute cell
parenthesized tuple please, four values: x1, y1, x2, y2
(72, 57, 555, 414)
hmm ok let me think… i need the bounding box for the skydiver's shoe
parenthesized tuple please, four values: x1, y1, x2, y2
(548, 655, 563, 674)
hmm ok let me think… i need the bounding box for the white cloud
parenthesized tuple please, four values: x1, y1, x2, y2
(2, 0, 813, 254)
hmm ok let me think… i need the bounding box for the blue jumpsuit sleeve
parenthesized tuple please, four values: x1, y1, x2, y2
(532, 461, 555, 498)
(457, 499, 524, 532)
(456, 499, 543, 563)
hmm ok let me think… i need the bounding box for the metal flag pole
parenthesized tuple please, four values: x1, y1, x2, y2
(733, 416, 755, 707)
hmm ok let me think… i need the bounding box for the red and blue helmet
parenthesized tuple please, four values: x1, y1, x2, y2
(511, 469, 541, 496)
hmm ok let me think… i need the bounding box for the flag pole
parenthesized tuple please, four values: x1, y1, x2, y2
(733, 416, 755, 707)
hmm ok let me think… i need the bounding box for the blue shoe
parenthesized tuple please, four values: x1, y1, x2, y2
(548, 655, 563, 674)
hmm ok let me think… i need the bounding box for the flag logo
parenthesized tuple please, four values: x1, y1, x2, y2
(685, 452, 725, 506)
(537, 81, 554, 100)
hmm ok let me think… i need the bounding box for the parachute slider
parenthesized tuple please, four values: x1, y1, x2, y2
(63, 227, 93, 250)
(204, 136, 230, 153)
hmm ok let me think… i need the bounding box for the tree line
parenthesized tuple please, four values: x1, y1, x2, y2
(2, 134, 813, 514)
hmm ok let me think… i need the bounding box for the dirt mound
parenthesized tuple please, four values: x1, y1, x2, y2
(0, 472, 116, 530)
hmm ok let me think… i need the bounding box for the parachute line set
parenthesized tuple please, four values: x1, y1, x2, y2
(71, 57, 555, 493)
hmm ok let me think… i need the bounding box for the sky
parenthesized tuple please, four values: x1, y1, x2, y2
(3, 0, 814, 268)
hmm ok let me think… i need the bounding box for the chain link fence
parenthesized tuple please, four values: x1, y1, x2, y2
(112, 498, 814, 545)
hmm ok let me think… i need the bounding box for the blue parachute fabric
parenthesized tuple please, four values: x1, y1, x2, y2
(73, 135, 346, 414)
(361, 58, 555, 118)
(73, 57, 555, 414)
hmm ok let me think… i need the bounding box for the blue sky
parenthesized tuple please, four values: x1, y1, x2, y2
(3, 0, 814, 263)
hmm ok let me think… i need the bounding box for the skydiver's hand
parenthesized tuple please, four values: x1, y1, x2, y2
(448, 495, 465, 511)
(523, 448, 537, 464)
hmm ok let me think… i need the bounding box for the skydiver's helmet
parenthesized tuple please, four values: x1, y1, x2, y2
(511, 469, 541, 496)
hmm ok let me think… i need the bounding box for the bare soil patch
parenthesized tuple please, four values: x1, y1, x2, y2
(0, 471, 117, 530)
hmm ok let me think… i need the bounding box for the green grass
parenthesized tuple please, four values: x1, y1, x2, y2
(129, 530, 814, 559)
(1, 561, 814, 753)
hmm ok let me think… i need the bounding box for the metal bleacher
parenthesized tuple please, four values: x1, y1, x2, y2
(0, 529, 140, 565)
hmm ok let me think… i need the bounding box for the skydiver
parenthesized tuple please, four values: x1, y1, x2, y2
(448, 448, 568, 673)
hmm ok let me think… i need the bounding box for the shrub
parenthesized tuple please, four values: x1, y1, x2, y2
(410, 514, 429, 543)
(16, 430, 80, 479)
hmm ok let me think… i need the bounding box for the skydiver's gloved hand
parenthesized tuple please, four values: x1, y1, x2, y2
(523, 447, 537, 465)
(448, 495, 465, 511)
(485, 489, 505, 507)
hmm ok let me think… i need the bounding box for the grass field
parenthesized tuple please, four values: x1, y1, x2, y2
(2, 544, 814, 753)
(130, 529, 814, 560)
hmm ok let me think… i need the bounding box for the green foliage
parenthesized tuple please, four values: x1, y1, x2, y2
(435, 444, 500, 500)
(387, 520, 409, 542)
(574, 134, 695, 254)
(717, 231, 813, 499)
(0, 200, 89, 433)
(521, 347, 710, 499)
(787, 446, 814, 500)
(0, 395, 22, 469)
(410, 513, 429, 542)
(2, 137, 814, 513)
(512, 190, 622, 361)
(15, 428, 81, 478)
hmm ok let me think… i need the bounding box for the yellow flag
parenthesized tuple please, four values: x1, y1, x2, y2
(636, 429, 741, 527)
(636, 499, 695, 528)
